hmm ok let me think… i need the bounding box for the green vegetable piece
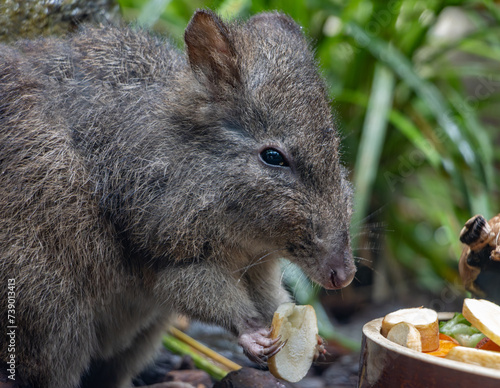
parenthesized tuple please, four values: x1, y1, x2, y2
(439, 313, 485, 347)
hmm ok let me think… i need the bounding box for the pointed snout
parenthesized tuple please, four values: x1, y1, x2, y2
(318, 245, 356, 290)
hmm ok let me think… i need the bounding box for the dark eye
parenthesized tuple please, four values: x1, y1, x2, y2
(260, 148, 289, 167)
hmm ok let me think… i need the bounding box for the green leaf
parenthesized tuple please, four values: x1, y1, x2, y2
(217, 0, 251, 19)
(388, 110, 441, 168)
(136, 0, 173, 28)
(343, 21, 477, 169)
(336, 90, 442, 169)
(352, 63, 395, 232)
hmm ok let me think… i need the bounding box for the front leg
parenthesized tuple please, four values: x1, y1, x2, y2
(237, 259, 291, 363)
(244, 258, 291, 322)
(244, 261, 329, 364)
(155, 260, 288, 363)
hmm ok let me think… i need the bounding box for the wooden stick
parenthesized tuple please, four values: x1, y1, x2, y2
(169, 327, 242, 372)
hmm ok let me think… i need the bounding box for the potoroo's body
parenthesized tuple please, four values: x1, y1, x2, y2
(0, 10, 355, 388)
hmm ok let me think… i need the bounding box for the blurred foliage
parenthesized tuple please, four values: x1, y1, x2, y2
(117, 0, 500, 299)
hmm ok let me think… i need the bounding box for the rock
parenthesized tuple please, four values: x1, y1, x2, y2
(321, 354, 359, 388)
(133, 348, 183, 386)
(293, 377, 325, 388)
(163, 370, 212, 388)
(213, 367, 296, 388)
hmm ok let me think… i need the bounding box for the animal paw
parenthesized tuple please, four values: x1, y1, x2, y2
(314, 334, 328, 361)
(238, 327, 286, 364)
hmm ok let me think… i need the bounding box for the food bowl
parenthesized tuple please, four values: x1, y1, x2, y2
(359, 313, 500, 388)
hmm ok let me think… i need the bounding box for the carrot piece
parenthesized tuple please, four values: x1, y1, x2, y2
(439, 333, 459, 345)
(425, 339, 459, 358)
(476, 337, 500, 352)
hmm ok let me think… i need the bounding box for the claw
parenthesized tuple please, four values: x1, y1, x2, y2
(255, 334, 281, 347)
(265, 338, 287, 359)
(238, 328, 286, 365)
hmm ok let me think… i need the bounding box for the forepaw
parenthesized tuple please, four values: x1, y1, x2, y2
(314, 334, 328, 362)
(238, 327, 287, 365)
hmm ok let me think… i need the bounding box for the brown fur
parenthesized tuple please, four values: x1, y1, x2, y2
(0, 10, 355, 388)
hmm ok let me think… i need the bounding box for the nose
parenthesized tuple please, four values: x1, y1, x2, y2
(330, 261, 355, 288)
(324, 246, 356, 290)
(326, 231, 356, 288)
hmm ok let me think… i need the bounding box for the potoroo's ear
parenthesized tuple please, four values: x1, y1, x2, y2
(185, 10, 240, 89)
(247, 11, 303, 37)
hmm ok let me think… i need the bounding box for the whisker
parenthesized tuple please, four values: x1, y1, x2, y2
(279, 262, 289, 285)
(353, 242, 382, 252)
(354, 255, 372, 263)
(351, 205, 389, 227)
(234, 248, 287, 279)
(351, 229, 390, 238)
(351, 226, 391, 238)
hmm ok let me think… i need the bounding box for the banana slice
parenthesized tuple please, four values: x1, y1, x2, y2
(381, 307, 439, 352)
(268, 303, 318, 383)
(387, 322, 422, 352)
(462, 298, 500, 347)
(446, 346, 500, 370)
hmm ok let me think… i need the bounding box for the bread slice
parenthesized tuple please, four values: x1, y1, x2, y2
(462, 298, 500, 347)
(446, 346, 500, 370)
(381, 307, 439, 352)
(268, 303, 318, 383)
(387, 322, 422, 352)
